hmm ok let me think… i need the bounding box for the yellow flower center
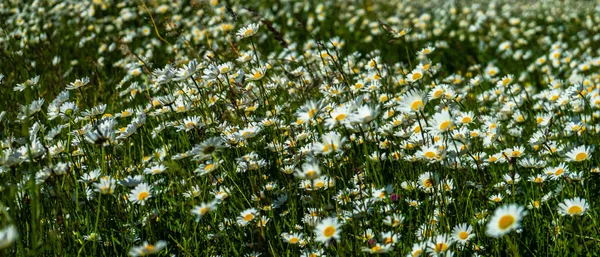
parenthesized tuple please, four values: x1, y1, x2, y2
(244, 28, 253, 36)
(412, 250, 422, 257)
(439, 121, 451, 131)
(411, 72, 422, 81)
(434, 243, 448, 253)
(555, 168, 563, 176)
(243, 213, 254, 222)
(568, 205, 583, 215)
(204, 164, 214, 171)
(410, 100, 423, 111)
(371, 245, 382, 252)
(459, 231, 469, 240)
(137, 191, 149, 201)
(144, 245, 155, 251)
(575, 152, 588, 161)
(200, 207, 209, 215)
(323, 226, 336, 237)
(423, 178, 433, 187)
(424, 151, 436, 159)
(498, 215, 515, 230)
(334, 113, 346, 121)
(289, 237, 299, 244)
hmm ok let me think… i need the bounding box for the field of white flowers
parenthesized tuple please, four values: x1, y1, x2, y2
(1, 0, 600, 256)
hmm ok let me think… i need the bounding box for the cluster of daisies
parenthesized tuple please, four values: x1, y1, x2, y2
(1, 0, 600, 256)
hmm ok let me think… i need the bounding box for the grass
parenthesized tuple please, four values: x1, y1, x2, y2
(1, 0, 600, 256)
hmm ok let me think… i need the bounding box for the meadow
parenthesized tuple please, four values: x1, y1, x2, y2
(1, 0, 600, 256)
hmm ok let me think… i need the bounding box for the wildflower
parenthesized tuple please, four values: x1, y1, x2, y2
(191, 201, 218, 221)
(312, 132, 346, 155)
(144, 163, 167, 175)
(314, 217, 342, 243)
(557, 197, 589, 217)
(195, 137, 225, 155)
(362, 243, 392, 254)
(452, 223, 474, 245)
(325, 104, 354, 128)
(246, 66, 267, 81)
(237, 208, 259, 226)
(0, 225, 18, 250)
(195, 160, 221, 176)
(94, 176, 116, 195)
(13, 75, 40, 92)
(179, 116, 203, 132)
(218, 62, 233, 74)
(428, 109, 453, 134)
(398, 90, 427, 114)
(486, 204, 527, 238)
(236, 124, 262, 140)
(66, 77, 91, 90)
(353, 105, 379, 124)
(236, 23, 259, 39)
(427, 234, 453, 256)
(565, 145, 593, 162)
(282, 232, 304, 244)
(407, 68, 425, 83)
(129, 183, 152, 206)
(295, 162, 321, 180)
(128, 241, 167, 256)
(408, 242, 426, 257)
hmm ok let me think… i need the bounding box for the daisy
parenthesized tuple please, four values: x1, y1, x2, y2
(246, 66, 267, 81)
(427, 234, 453, 256)
(66, 77, 91, 90)
(557, 197, 589, 217)
(312, 132, 346, 155)
(236, 124, 262, 140)
(416, 146, 441, 161)
(380, 231, 400, 245)
(195, 160, 221, 176)
(398, 90, 427, 114)
(486, 204, 527, 238)
(452, 223, 474, 245)
(407, 242, 426, 257)
(325, 104, 353, 129)
(129, 183, 152, 206)
(295, 162, 321, 180)
(353, 105, 379, 124)
(407, 68, 425, 83)
(0, 225, 18, 250)
(418, 171, 437, 193)
(236, 23, 259, 39)
(144, 163, 167, 175)
(314, 217, 342, 244)
(565, 145, 593, 162)
(237, 208, 259, 227)
(94, 176, 116, 195)
(179, 116, 203, 131)
(128, 240, 167, 256)
(383, 213, 405, 227)
(428, 109, 453, 134)
(362, 243, 392, 254)
(281, 232, 304, 244)
(217, 62, 233, 74)
(191, 201, 218, 221)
